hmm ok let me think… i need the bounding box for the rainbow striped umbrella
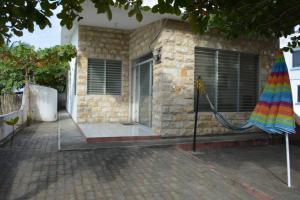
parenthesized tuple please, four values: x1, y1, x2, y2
(248, 51, 295, 187)
(249, 52, 295, 134)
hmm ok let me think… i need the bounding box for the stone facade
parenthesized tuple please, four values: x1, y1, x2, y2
(76, 26, 130, 123)
(128, 20, 164, 121)
(152, 20, 277, 136)
(73, 19, 278, 137)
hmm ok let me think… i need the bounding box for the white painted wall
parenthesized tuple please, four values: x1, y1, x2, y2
(29, 84, 58, 121)
(280, 33, 300, 119)
(66, 25, 78, 122)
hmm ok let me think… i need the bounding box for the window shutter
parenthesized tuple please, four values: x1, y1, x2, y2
(293, 50, 300, 68)
(74, 58, 77, 95)
(239, 53, 258, 111)
(106, 60, 122, 95)
(195, 48, 217, 111)
(87, 59, 105, 94)
(195, 48, 259, 112)
(298, 85, 300, 103)
(87, 59, 122, 95)
(217, 51, 239, 112)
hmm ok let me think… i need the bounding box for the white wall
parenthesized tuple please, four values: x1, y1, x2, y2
(66, 25, 78, 122)
(280, 33, 300, 119)
(29, 84, 58, 121)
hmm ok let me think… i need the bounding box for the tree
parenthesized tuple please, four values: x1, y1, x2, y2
(0, 43, 77, 93)
(34, 62, 70, 93)
(0, 0, 299, 50)
(0, 0, 151, 45)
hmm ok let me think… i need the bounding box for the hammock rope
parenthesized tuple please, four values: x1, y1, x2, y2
(196, 77, 253, 131)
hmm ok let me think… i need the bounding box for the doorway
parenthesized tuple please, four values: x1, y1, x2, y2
(132, 59, 153, 127)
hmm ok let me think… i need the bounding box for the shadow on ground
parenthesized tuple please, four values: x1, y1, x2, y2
(0, 121, 300, 200)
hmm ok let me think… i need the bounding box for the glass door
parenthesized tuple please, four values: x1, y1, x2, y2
(133, 60, 153, 127)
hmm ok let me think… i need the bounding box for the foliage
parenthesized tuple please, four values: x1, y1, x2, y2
(5, 116, 19, 126)
(34, 62, 70, 93)
(1, 0, 300, 51)
(0, 43, 77, 93)
(0, 0, 56, 44)
(0, 0, 150, 45)
(152, 0, 300, 51)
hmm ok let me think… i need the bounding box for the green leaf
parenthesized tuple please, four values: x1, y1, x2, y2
(0, 35, 4, 46)
(174, 8, 181, 16)
(136, 12, 143, 21)
(152, 5, 160, 13)
(124, 3, 129, 10)
(128, 9, 136, 17)
(142, 6, 151, 12)
(6, 117, 19, 126)
(107, 7, 112, 20)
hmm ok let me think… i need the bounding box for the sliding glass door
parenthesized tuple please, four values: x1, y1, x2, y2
(133, 59, 153, 127)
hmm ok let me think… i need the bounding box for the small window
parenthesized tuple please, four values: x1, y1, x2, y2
(292, 50, 300, 68)
(298, 85, 300, 103)
(73, 58, 77, 95)
(87, 58, 122, 95)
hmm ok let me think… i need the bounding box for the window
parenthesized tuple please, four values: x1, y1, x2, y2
(293, 50, 300, 68)
(298, 85, 300, 103)
(73, 58, 77, 95)
(87, 58, 122, 95)
(195, 48, 259, 112)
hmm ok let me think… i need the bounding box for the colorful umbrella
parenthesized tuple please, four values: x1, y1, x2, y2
(249, 51, 295, 187)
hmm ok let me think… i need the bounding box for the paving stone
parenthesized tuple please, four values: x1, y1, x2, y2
(0, 119, 300, 200)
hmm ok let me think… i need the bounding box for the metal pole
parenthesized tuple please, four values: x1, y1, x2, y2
(285, 133, 291, 187)
(193, 76, 200, 152)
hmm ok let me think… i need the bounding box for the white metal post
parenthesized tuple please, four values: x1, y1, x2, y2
(285, 133, 291, 187)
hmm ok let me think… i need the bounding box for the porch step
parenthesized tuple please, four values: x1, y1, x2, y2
(82, 133, 282, 150)
(86, 135, 161, 143)
(58, 111, 284, 151)
(176, 134, 283, 151)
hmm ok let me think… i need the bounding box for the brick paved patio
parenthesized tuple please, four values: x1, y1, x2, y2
(0, 121, 300, 200)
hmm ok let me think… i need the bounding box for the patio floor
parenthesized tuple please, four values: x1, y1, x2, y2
(1, 113, 300, 199)
(58, 111, 272, 150)
(78, 123, 158, 142)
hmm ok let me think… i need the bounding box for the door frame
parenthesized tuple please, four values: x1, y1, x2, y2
(131, 58, 153, 127)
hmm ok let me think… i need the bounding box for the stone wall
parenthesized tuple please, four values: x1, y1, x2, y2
(129, 20, 163, 60)
(128, 20, 164, 122)
(75, 20, 278, 137)
(152, 20, 278, 137)
(76, 26, 130, 123)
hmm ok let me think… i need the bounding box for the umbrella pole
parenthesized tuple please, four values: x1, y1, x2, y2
(285, 133, 291, 187)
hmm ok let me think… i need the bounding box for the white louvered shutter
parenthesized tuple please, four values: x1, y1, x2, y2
(87, 59, 122, 95)
(105, 60, 122, 95)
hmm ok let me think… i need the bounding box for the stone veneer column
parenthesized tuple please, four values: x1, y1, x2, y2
(155, 28, 195, 136)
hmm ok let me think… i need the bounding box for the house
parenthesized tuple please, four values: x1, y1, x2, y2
(280, 28, 300, 124)
(61, 1, 278, 137)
